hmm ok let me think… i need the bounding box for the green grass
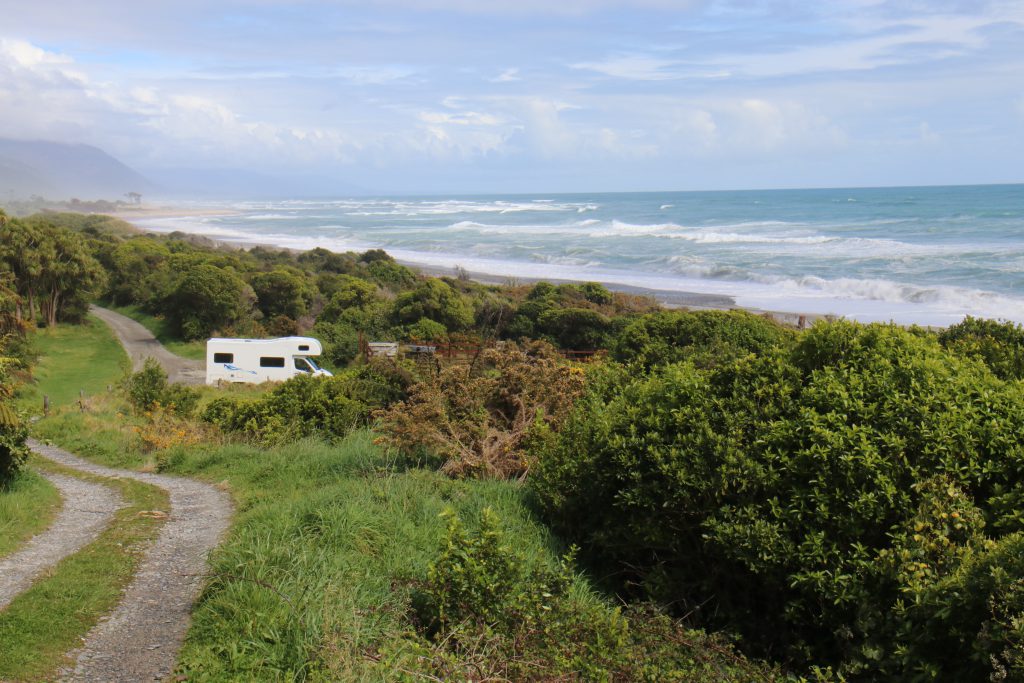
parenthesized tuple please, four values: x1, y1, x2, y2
(32, 398, 567, 679)
(0, 459, 167, 681)
(0, 465, 61, 559)
(18, 316, 128, 410)
(25, 319, 766, 680)
(104, 303, 207, 361)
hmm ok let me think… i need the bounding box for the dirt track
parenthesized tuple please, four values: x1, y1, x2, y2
(89, 305, 205, 385)
(28, 440, 232, 682)
(0, 472, 123, 611)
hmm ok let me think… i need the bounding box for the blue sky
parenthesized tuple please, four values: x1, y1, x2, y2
(0, 0, 1022, 194)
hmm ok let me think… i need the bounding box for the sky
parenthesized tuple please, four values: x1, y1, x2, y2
(0, 0, 1022, 195)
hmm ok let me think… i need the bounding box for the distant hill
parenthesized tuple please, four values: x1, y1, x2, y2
(0, 138, 153, 201)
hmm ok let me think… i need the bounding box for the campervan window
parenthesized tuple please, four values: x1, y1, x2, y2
(294, 357, 321, 373)
(260, 357, 286, 368)
(298, 344, 310, 351)
(213, 352, 234, 363)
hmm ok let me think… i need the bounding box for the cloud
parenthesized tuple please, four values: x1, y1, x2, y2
(572, 54, 683, 81)
(491, 68, 520, 83)
(573, 53, 734, 81)
(709, 8, 1024, 78)
(918, 121, 939, 143)
(333, 65, 417, 85)
(333, 0, 701, 15)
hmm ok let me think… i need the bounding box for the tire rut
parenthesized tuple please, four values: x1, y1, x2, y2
(28, 439, 233, 682)
(0, 472, 123, 611)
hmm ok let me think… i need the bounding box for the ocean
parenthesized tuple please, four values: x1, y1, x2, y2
(136, 184, 1024, 326)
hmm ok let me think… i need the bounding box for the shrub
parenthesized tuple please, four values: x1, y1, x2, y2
(0, 401, 28, 485)
(202, 363, 408, 444)
(397, 507, 776, 682)
(533, 321, 1024, 678)
(392, 279, 474, 331)
(367, 259, 417, 290)
(611, 309, 796, 370)
(375, 341, 586, 479)
(250, 268, 315, 320)
(939, 316, 1024, 380)
(160, 262, 256, 340)
(122, 359, 168, 412)
(122, 359, 200, 416)
(319, 276, 381, 318)
(405, 317, 447, 342)
(536, 306, 611, 349)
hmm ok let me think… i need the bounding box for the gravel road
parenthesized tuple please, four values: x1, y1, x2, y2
(0, 472, 123, 611)
(28, 439, 233, 683)
(89, 305, 205, 385)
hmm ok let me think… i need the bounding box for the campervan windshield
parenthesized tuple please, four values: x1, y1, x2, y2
(294, 356, 320, 373)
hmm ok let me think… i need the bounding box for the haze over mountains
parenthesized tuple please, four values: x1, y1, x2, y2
(0, 139, 153, 201)
(0, 139, 369, 202)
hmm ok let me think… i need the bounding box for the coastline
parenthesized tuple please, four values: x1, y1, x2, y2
(117, 204, 823, 328)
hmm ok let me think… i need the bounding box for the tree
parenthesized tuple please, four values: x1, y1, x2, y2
(0, 219, 105, 326)
(250, 268, 316, 320)
(0, 218, 44, 321)
(37, 225, 107, 326)
(107, 238, 170, 305)
(537, 307, 611, 349)
(319, 275, 382, 321)
(392, 279, 474, 331)
(161, 263, 256, 340)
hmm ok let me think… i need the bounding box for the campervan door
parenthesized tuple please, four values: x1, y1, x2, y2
(205, 337, 331, 384)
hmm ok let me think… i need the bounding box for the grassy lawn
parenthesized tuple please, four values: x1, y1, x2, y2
(0, 459, 167, 681)
(104, 303, 207, 361)
(0, 465, 61, 559)
(18, 316, 128, 411)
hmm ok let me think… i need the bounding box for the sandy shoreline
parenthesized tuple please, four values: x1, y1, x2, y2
(110, 206, 240, 220)
(118, 204, 823, 328)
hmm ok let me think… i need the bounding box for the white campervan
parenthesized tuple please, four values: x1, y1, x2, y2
(205, 337, 333, 385)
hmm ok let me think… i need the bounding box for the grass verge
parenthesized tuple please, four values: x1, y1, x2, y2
(0, 458, 167, 681)
(0, 464, 61, 559)
(103, 303, 206, 361)
(17, 316, 128, 411)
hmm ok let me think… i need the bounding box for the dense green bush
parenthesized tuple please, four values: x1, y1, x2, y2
(611, 309, 796, 369)
(536, 307, 612, 349)
(122, 358, 200, 416)
(939, 316, 1024, 381)
(400, 507, 776, 682)
(160, 262, 257, 340)
(533, 321, 1024, 678)
(202, 363, 408, 443)
(392, 279, 474, 332)
(0, 402, 28, 485)
(250, 268, 316, 320)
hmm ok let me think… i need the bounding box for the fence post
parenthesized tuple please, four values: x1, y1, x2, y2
(79, 389, 85, 413)
(43, 395, 49, 416)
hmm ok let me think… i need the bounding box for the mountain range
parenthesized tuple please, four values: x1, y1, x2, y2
(0, 138, 154, 201)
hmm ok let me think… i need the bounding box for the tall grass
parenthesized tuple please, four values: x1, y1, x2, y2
(154, 433, 564, 680)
